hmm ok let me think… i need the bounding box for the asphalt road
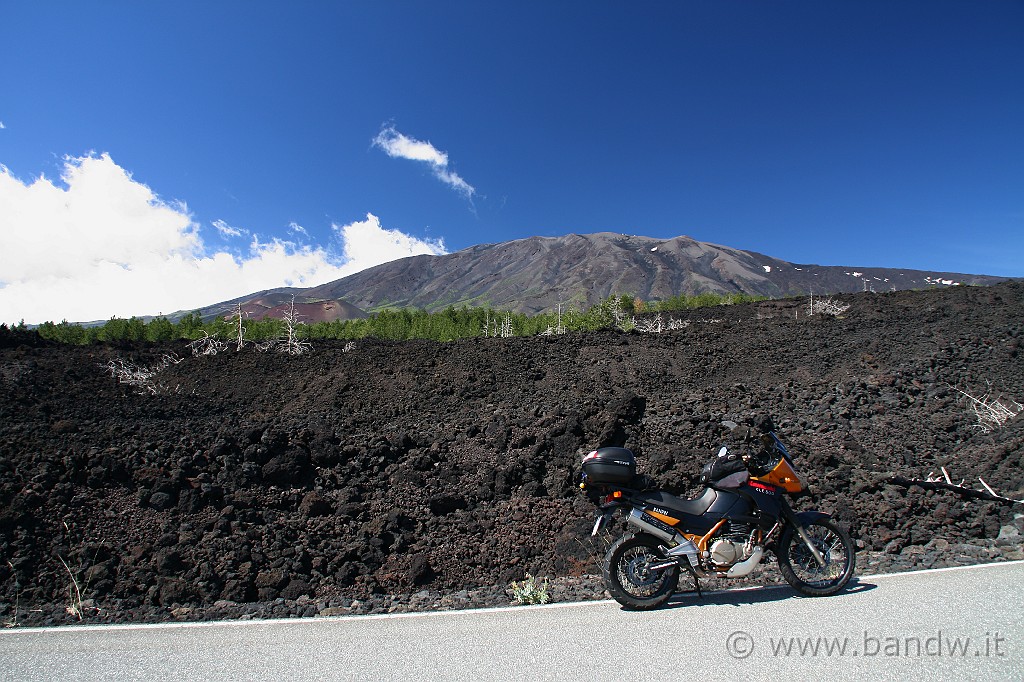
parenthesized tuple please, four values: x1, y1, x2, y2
(3, 561, 1022, 681)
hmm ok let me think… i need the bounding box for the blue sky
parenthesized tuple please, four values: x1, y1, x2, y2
(1, 1, 1022, 323)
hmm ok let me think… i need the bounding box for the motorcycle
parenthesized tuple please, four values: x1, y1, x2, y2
(579, 420, 855, 610)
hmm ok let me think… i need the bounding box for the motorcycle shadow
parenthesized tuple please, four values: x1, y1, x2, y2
(654, 578, 876, 611)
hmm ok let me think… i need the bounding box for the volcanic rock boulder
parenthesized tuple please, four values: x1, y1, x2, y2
(0, 282, 1022, 626)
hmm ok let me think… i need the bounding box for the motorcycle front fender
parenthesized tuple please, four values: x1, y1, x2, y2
(779, 509, 833, 567)
(792, 510, 832, 527)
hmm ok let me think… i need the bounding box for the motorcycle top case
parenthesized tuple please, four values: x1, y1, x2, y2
(581, 447, 637, 485)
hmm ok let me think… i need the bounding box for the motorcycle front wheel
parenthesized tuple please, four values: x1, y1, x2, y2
(603, 534, 679, 610)
(777, 518, 856, 597)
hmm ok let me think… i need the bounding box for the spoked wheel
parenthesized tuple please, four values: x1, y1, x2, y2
(603, 534, 679, 610)
(778, 518, 856, 597)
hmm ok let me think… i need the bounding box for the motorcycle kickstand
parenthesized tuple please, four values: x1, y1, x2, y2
(680, 557, 702, 598)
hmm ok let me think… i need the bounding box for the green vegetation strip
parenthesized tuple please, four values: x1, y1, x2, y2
(15, 292, 763, 345)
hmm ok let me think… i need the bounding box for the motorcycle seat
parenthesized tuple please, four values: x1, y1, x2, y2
(637, 488, 718, 518)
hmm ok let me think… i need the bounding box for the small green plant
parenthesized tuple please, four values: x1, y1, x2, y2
(57, 520, 96, 621)
(3, 561, 19, 628)
(57, 554, 85, 620)
(510, 573, 550, 605)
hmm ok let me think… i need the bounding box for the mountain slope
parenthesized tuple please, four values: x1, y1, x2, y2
(184, 232, 1006, 320)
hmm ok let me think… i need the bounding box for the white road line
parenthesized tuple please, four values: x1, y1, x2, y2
(4, 559, 1022, 635)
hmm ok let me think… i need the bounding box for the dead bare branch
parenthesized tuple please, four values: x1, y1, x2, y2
(278, 296, 313, 355)
(187, 331, 225, 357)
(890, 475, 1023, 505)
(231, 303, 248, 352)
(808, 295, 851, 317)
(950, 385, 1022, 433)
(102, 354, 181, 394)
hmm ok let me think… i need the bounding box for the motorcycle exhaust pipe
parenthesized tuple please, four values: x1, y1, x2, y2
(627, 508, 679, 544)
(627, 508, 699, 565)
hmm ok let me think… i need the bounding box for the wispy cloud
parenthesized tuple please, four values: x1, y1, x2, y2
(0, 121, 6, 130)
(212, 218, 246, 239)
(288, 221, 309, 238)
(373, 124, 476, 200)
(0, 154, 448, 324)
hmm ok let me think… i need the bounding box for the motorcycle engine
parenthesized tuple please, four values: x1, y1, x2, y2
(709, 523, 754, 566)
(709, 539, 744, 566)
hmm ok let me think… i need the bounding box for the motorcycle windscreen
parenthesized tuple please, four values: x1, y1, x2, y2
(751, 457, 806, 493)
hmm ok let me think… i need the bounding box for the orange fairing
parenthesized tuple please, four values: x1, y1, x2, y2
(752, 457, 806, 493)
(646, 510, 679, 526)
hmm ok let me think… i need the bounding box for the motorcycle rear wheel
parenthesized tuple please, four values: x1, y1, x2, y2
(778, 518, 856, 597)
(603, 534, 679, 610)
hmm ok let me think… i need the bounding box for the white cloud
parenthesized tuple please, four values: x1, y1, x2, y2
(0, 122, 6, 130)
(287, 221, 309, 238)
(334, 213, 446, 269)
(373, 124, 476, 199)
(0, 154, 448, 324)
(212, 218, 246, 239)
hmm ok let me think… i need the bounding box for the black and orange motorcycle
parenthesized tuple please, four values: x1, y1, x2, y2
(579, 419, 855, 609)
